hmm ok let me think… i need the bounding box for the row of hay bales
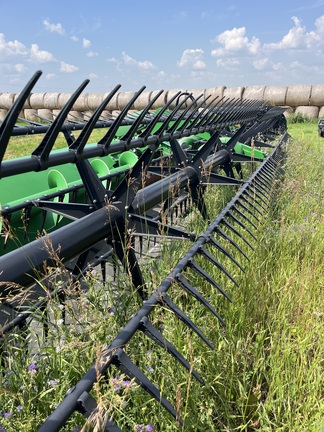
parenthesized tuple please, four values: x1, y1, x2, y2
(0, 84, 324, 121)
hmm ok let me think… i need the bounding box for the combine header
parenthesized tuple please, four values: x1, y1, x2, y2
(0, 71, 288, 431)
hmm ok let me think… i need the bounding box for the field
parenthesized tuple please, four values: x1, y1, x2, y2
(0, 121, 323, 431)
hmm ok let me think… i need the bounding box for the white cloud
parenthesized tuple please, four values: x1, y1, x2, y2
(30, 44, 55, 63)
(253, 58, 269, 70)
(70, 36, 79, 42)
(60, 61, 79, 73)
(14, 63, 26, 73)
(86, 51, 98, 57)
(216, 57, 240, 70)
(177, 49, 206, 69)
(0, 33, 28, 57)
(264, 15, 324, 50)
(46, 73, 58, 80)
(211, 27, 260, 57)
(89, 72, 98, 79)
(83, 38, 91, 49)
(43, 19, 65, 36)
(122, 51, 155, 70)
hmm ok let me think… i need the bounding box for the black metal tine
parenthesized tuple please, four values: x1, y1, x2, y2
(0, 70, 42, 164)
(112, 144, 158, 207)
(244, 189, 267, 211)
(128, 213, 195, 241)
(178, 94, 212, 132)
(69, 84, 121, 153)
(240, 194, 263, 217)
(98, 86, 146, 149)
(232, 204, 258, 230)
(139, 91, 181, 139)
(169, 137, 189, 167)
(192, 130, 220, 167)
(121, 90, 164, 142)
(139, 316, 204, 384)
(155, 95, 191, 137)
(227, 210, 257, 241)
(76, 391, 123, 431)
(113, 348, 183, 424)
(159, 292, 214, 349)
(168, 94, 204, 134)
(186, 95, 222, 133)
(207, 235, 245, 273)
(220, 218, 254, 250)
(188, 258, 232, 302)
(176, 273, 225, 325)
(198, 245, 239, 287)
(113, 238, 147, 300)
(246, 185, 270, 208)
(235, 200, 260, 222)
(251, 180, 272, 199)
(214, 226, 250, 261)
(254, 175, 273, 193)
(32, 80, 90, 164)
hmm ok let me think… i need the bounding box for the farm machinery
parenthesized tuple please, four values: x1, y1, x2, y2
(0, 71, 288, 431)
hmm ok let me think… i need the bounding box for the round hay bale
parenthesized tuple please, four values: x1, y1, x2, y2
(286, 84, 312, 107)
(223, 87, 244, 101)
(58, 93, 72, 109)
(204, 86, 225, 104)
(295, 105, 319, 119)
(263, 86, 287, 106)
(87, 94, 104, 111)
(0, 93, 16, 110)
(101, 110, 111, 119)
(37, 109, 53, 121)
(309, 85, 324, 106)
(43, 93, 61, 110)
(318, 106, 324, 118)
(29, 93, 47, 110)
(82, 111, 94, 120)
(72, 93, 89, 112)
(67, 111, 82, 121)
(165, 89, 186, 109)
(134, 91, 152, 110)
(282, 106, 294, 118)
(117, 91, 136, 110)
(0, 109, 8, 120)
(103, 91, 119, 111)
(13, 92, 32, 109)
(149, 90, 166, 110)
(243, 86, 266, 101)
(24, 109, 38, 121)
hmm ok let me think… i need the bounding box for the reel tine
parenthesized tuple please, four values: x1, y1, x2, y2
(198, 245, 239, 287)
(139, 316, 204, 384)
(113, 348, 183, 424)
(188, 258, 232, 302)
(160, 292, 214, 349)
(176, 273, 225, 325)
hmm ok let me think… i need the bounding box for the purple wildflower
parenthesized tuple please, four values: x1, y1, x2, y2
(145, 426, 154, 432)
(28, 363, 37, 374)
(0, 426, 6, 432)
(122, 380, 132, 388)
(135, 425, 144, 431)
(49, 379, 60, 387)
(3, 413, 12, 419)
(16, 405, 23, 412)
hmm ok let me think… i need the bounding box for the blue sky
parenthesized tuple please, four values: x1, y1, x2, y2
(0, 0, 324, 94)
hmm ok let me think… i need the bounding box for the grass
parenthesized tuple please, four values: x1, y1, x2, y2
(0, 121, 323, 431)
